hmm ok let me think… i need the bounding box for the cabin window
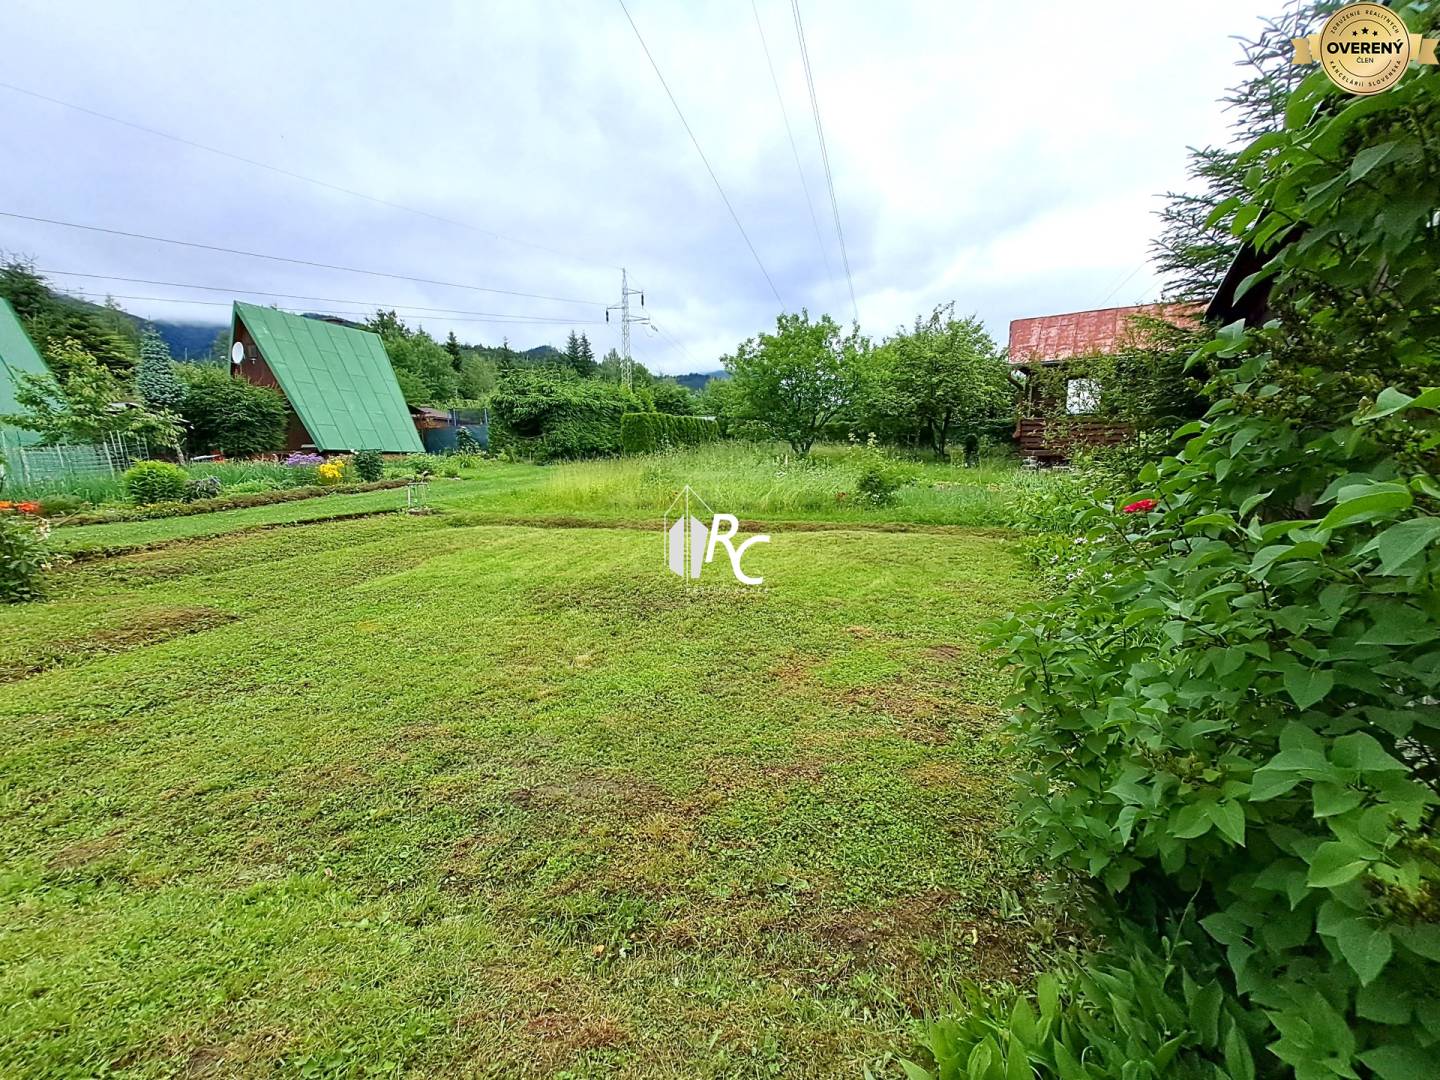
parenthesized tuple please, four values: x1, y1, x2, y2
(1066, 378, 1100, 415)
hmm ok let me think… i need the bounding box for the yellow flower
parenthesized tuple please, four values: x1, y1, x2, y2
(317, 460, 347, 484)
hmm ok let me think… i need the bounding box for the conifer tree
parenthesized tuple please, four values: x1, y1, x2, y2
(445, 330, 462, 371)
(135, 328, 185, 411)
(576, 332, 596, 378)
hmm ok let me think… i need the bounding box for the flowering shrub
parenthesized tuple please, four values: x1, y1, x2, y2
(284, 452, 325, 467)
(0, 506, 53, 602)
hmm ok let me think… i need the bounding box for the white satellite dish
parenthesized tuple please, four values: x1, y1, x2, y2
(230, 341, 245, 365)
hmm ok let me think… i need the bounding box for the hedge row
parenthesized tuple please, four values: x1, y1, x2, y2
(56, 479, 412, 527)
(620, 412, 721, 454)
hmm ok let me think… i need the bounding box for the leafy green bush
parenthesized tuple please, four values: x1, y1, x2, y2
(36, 494, 86, 517)
(988, 55, 1440, 1079)
(453, 427, 481, 454)
(489, 369, 640, 462)
(619, 412, 720, 454)
(848, 440, 917, 506)
(122, 460, 189, 505)
(352, 449, 384, 483)
(176, 364, 288, 457)
(0, 510, 51, 602)
(183, 476, 222, 502)
(906, 934, 1263, 1080)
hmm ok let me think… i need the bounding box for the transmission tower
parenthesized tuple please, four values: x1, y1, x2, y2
(606, 268, 649, 389)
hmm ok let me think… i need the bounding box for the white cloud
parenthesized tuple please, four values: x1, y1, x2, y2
(0, 0, 1265, 373)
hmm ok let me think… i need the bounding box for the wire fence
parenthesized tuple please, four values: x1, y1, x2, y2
(1, 433, 151, 486)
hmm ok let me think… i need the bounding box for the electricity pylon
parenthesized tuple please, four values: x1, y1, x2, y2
(605, 268, 649, 390)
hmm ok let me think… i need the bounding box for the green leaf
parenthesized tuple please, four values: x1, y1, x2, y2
(1366, 517, 1440, 574)
(1036, 974, 1060, 1024)
(1250, 767, 1302, 801)
(1356, 980, 1411, 1025)
(1224, 1021, 1256, 1080)
(1209, 800, 1246, 846)
(1004, 1034, 1029, 1080)
(1173, 801, 1215, 839)
(1332, 732, 1407, 774)
(1053, 1042, 1088, 1080)
(1312, 783, 1362, 818)
(1284, 666, 1333, 710)
(1307, 841, 1370, 888)
(1336, 919, 1393, 984)
(1394, 924, 1440, 962)
(1350, 141, 1398, 182)
(1359, 1045, 1434, 1080)
(1318, 485, 1412, 530)
(1360, 386, 1440, 419)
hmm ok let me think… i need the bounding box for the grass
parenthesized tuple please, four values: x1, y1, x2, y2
(3, 460, 330, 505)
(0, 451, 1054, 1077)
(50, 444, 1047, 556)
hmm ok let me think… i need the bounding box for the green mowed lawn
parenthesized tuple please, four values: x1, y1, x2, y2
(1, 514, 1036, 1078)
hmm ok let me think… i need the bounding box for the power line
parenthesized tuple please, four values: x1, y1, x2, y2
(790, 0, 858, 323)
(0, 80, 622, 273)
(61, 290, 605, 328)
(751, 0, 836, 299)
(0, 210, 606, 306)
(1099, 263, 1146, 307)
(38, 269, 600, 323)
(616, 0, 786, 309)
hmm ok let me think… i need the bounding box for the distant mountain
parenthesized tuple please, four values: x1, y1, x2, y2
(522, 345, 562, 361)
(673, 370, 727, 393)
(153, 321, 228, 360)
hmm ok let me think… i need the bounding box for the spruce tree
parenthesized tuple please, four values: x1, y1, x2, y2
(1152, 2, 1327, 299)
(445, 330, 462, 372)
(563, 331, 582, 374)
(135, 328, 185, 411)
(576, 332, 596, 378)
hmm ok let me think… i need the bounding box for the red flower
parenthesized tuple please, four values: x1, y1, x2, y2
(1122, 498, 1157, 514)
(16, 502, 41, 514)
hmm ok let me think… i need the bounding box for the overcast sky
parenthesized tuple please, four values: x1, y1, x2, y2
(0, 0, 1266, 374)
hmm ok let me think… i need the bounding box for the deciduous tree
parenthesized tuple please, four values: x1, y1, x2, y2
(723, 311, 867, 457)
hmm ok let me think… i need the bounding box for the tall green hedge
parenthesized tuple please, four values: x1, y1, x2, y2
(488, 369, 641, 462)
(620, 412, 720, 454)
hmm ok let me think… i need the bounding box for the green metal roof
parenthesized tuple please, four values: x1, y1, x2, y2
(0, 298, 48, 451)
(233, 303, 422, 453)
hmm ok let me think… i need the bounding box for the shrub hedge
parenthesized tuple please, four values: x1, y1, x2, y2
(619, 412, 720, 454)
(58, 478, 410, 527)
(489, 370, 641, 462)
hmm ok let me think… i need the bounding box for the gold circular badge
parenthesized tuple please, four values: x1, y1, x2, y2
(1317, 3, 1411, 94)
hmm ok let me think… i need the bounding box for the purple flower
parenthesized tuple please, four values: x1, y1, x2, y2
(285, 453, 326, 467)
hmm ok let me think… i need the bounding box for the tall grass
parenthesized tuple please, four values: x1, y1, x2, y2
(537, 442, 1051, 527)
(0, 459, 315, 504)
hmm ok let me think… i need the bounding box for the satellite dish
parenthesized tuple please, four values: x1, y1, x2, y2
(230, 341, 245, 365)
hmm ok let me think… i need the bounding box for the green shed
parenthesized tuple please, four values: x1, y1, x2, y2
(230, 303, 423, 454)
(0, 298, 49, 455)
